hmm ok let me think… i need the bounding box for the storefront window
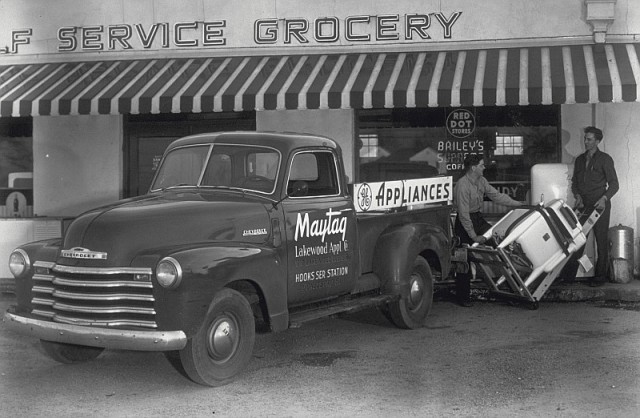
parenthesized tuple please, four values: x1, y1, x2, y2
(495, 134, 524, 155)
(357, 106, 560, 211)
(359, 133, 380, 159)
(0, 118, 33, 217)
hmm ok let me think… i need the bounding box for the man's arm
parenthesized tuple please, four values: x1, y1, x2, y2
(603, 154, 619, 201)
(572, 155, 584, 208)
(594, 154, 619, 210)
(482, 178, 521, 207)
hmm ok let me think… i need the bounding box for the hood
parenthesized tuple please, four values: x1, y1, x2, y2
(60, 190, 273, 267)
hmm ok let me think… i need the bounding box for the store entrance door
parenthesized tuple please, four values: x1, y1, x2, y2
(136, 137, 176, 195)
(125, 113, 256, 197)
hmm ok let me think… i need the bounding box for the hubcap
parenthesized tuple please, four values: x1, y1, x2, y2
(408, 273, 424, 310)
(206, 314, 239, 363)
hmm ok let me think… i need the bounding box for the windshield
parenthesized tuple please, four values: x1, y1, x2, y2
(151, 144, 280, 194)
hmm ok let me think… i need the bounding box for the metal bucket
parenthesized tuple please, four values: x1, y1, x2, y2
(608, 224, 634, 283)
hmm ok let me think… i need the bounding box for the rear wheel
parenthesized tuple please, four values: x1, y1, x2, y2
(40, 340, 104, 364)
(174, 288, 255, 386)
(386, 256, 433, 329)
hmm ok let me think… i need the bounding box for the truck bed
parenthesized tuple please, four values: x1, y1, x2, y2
(356, 204, 452, 274)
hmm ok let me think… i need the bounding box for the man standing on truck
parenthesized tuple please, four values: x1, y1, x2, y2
(453, 154, 522, 307)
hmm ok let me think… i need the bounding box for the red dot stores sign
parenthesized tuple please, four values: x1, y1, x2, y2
(442, 109, 480, 170)
(1, 12, 462, 54)
(446, 109, 475, 139)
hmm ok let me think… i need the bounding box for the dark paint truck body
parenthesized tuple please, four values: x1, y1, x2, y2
(5, 131, 453, 386)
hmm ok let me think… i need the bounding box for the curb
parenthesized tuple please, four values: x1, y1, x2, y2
(468, 280, 640, 303)
(543, 282, 640, 302)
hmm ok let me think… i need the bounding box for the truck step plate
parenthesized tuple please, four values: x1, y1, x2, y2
(289, 294, 396, 327)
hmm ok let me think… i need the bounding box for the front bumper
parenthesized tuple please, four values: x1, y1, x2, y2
(3, 307, 187, 351)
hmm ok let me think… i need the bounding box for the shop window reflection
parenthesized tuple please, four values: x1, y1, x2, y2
(356, 106, 560, 212)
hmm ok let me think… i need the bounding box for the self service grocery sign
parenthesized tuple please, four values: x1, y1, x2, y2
(353, 176, 453, 212)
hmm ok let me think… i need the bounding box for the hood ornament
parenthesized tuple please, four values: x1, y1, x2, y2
(61, 247, 108, 260)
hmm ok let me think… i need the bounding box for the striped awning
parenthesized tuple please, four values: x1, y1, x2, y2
(1, 43, 639, 117)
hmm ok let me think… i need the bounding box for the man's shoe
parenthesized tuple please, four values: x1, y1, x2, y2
(459, 300, 473, 307)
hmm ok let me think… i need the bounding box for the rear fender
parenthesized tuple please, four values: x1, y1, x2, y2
(153, 244, 287, 337)
(372, 223, 449, 297)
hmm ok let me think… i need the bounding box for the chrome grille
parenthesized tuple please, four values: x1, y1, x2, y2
(31, 261, 157, 329)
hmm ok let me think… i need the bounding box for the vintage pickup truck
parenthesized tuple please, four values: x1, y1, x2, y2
(5, 131, 453, 386)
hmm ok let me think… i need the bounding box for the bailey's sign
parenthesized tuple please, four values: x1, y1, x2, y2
(1, 12, 462, 55)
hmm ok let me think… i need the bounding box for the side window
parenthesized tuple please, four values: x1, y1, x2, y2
(247, 152, 279, 181)
(288, 151, 339, 197)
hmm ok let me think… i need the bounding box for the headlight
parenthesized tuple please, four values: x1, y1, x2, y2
(156, 257, 182, 289)
(8, 249, 30, 278)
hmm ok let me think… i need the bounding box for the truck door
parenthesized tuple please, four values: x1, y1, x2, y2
(282, 150, 357, 306)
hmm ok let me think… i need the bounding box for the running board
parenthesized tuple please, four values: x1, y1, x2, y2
(288, 294, 397, 328)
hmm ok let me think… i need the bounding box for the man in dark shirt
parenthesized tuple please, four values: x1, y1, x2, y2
(563, 126, 619, 286)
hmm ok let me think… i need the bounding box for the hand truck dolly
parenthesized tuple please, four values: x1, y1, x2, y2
(461, 199, 600, 309)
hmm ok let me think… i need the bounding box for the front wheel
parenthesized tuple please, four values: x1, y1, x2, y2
(386, 256, 433, 329)
(174, 288, 255, 386)
(40, 340, 104, 364)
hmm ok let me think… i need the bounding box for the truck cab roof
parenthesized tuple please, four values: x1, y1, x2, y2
(165, 131, 340, 155)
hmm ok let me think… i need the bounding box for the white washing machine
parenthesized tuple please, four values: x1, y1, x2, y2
(530, 163, 595, 277)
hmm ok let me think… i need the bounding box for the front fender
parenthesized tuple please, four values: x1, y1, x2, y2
(153, 244, 286, 337)
(372, 223, 449, 297)
(10, 239, 61, 312)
